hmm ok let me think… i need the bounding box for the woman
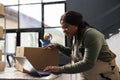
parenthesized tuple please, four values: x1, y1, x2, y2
(43, 11, 120, 80)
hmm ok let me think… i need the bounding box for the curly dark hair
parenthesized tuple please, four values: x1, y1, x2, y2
(60, 11, 90, 29)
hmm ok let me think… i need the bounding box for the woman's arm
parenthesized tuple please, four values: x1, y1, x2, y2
(55, 43, 72, 57)
(58, 29, 104, 73)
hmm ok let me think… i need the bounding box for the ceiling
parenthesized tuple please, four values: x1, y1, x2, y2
(66, 0, 120, 38)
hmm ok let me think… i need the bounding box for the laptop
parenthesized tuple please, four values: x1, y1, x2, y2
(14, 56, 51, 77)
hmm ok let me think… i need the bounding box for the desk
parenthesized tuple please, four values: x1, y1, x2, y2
(0, 67, 59, 80)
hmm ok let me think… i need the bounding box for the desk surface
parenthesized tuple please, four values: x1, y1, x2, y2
(0, 67, 59, 80)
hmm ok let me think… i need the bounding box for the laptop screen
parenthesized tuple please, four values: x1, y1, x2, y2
(15, 56, 50, 77)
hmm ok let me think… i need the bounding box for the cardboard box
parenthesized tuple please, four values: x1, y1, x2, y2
(15, 47, 59, 72)
(0, 61, 5, 72)
(0, 4, 4, 15)
(0, 26, 3, 38)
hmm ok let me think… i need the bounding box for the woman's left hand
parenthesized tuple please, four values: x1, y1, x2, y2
(43, 66, 59, 73)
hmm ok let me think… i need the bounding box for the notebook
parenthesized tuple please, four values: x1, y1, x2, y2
(14, 56, 51, 77)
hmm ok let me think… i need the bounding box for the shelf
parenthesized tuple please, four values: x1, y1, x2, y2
(0, 14, 5, 18)
(0, 38, 5, 40)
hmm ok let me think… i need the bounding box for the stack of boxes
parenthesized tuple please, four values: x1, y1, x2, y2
(0, 3, 5, 72)
(0, 3, 4, 15)
(0, 26, 3, 71)
(0, 3, 4, 56)
(0, 3, 4, 39)
(0, 26, 3, 39)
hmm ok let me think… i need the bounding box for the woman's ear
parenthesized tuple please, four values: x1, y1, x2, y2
(75, 26, 78, 30)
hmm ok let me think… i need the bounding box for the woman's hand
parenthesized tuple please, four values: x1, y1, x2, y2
(43, 66, 59, 73)
(43, 44, 57, 49)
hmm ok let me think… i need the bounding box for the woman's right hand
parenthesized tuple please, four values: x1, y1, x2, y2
(43, 44, 57, 49)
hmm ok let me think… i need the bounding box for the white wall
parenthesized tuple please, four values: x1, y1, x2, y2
(106, 32, 120, 68)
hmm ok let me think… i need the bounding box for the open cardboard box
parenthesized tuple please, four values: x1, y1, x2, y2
(15, 47, 59, 72)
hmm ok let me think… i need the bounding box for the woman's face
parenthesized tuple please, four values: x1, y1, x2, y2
(61, 21, 78, 37)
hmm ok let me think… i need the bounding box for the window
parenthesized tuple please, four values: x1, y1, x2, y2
(43, 0, 65, 2)
(21, 32, 39, 47)
(0, 0, 18, 5)
(44, 3, 65, 27)
(1, 0, 66, 67)
(5, 6, 18, 29)
(6, 33, 16, 54)
(44, 28, 65, 45)
(20, 4, 42, 28)
(20, 0, 42, 4)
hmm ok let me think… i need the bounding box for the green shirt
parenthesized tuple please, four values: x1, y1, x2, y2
(56, 28, 115, 74)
